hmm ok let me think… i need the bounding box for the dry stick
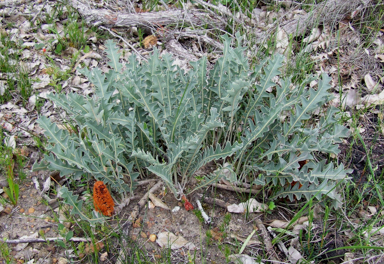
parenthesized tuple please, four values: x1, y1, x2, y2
(136, 178, 159, 186)
(193, 0, 242, 25)
(5, 237, 91, 244)
(165, 39, 198, 62)
(116, 181, 163, 264)
(281, 0, 368, 37)
(99, 26, 148, 62)
(267, 226, 289, 259)
(212, 183, 262, 195)
(177, 30, 224, 50)
(70, 0, 223, 29)
(194, 193, 229, 208)
(255, 219, 279, 261)
(137, 180, 163, 209)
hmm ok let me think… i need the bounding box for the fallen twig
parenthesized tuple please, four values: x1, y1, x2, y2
(255, 219, 279, 261)
(193, 0, 242, 25)
(177, 30, 224, 50)
(69, 0, 224, 29)
(196, 199, 212, 224)
(212, 183, 262, 195)
(5, 237, 91, 244)
(99, 26, 148, 62)
(195, 193, 229, 208)
(71, 51, 104, 72)
(136, 179, 159, 186)
(268, 226, 289, 258)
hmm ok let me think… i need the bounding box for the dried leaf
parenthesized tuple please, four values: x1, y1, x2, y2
(229, 233, 261, 246)
(84, 242, 104, 254)
(156, 232, 195, 250)
(143, 35, 157, 49)
(228, 254, 258, 264)
(100, 252, 108, 261)
(364, 74, 377, 92)
(41, 176, 51, 195)
(148, 192, 170, 210)
(4, 135, 16, 149)
(210, 228, 224, 241)
(269, 219, 290, 229)
(362, 90, 384, 106)
(227, 198, 267, 213)
(368, 206, 377, 215)
(303, 27, 321, 43)
(292, 224, 306, 235)
(288, 246, 303, 264)
(133, 217, 141, 228)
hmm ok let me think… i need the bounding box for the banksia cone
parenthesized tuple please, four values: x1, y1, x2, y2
(93, 181, 115, 216)
(181, 195, 194, 211)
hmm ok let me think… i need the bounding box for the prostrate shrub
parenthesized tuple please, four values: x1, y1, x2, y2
(33, 35, 351, 222)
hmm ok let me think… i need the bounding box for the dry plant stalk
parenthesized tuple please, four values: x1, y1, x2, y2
(93, 181, 115, 216)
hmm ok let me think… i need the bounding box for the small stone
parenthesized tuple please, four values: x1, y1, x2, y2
(58, 257, 68, 264)
(140, 232, 147, 239)
(22, 195, 27, 198)
(45, 228, 50, 233)
(149, 234, 156, 242)
(19, 208, 25, 213)
(28, 208, 35, 214)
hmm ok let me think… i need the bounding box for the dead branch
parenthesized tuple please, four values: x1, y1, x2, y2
(194, 193, 229, 208)
(165, 38, 199, 61)
(99, 26, 148, 62)
(281, 0, 369, 37)
(255, 219, 279, 261)
(177, 30, 224, 50)
(136, 179, 159, 186)
(193, 0, 242, 25)
(69, 0, 224, 29)
(5, 237, 91, 244)
(212, 183, 262, 195)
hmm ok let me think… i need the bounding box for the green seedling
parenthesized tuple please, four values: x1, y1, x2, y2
(3, 158, 19, 206)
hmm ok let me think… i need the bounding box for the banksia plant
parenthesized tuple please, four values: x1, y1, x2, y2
(33, 35, 351, 225)
(93, 181, 115, 217)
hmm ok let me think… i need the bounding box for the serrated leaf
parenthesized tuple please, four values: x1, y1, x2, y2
(105, 39, 122, 72)
(60, 186, 105, 224)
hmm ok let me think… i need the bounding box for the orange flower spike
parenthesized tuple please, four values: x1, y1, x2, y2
(93, 181, 115, 216)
